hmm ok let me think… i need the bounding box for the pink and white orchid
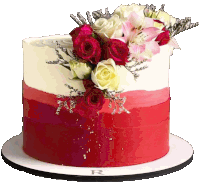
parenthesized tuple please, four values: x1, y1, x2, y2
(119, 12, 162, 62)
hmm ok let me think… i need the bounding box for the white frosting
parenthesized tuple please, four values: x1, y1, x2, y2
(23, 35, 173, 96)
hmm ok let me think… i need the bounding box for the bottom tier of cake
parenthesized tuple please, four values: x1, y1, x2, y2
(23, 97, 170, 167)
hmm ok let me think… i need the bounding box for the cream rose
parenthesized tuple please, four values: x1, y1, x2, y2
(69, 60, 92, 80)
(114, 3, 146, 20)
(92, 14, 122, 38)
(154, 21, 165, 30)
(145, 10, 176, 27)
(91, 59, 120, 91)
(156, 11, 176, 27)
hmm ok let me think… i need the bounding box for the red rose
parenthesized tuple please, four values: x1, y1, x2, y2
(103, 39, 129, 66)
(83, 79, 95, 89)
(84, 87, 105, 111)
(154, 20, 170, 46)
(72, 80, 105, 119)
(70, 24, 93, 41)
(82, 79, 105, 111)
(73, 35, 101, 64)
(70, 24, 101, 64)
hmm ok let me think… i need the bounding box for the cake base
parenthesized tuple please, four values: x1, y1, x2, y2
(1, 133, 193, 182)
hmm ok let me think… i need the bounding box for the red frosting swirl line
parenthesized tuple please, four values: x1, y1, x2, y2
(23, 81, 170, 113)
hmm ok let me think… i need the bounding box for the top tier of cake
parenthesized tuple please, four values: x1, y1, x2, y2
(23, 35, 173, 96)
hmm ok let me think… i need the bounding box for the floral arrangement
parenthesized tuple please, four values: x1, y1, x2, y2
(47, 3, 198, 119)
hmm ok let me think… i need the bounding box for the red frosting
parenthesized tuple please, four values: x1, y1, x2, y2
(23, 82, 170, 167)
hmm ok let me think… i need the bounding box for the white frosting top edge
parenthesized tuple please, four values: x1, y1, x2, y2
(23, 35, 173, 96)
(23, 35, 73, 48)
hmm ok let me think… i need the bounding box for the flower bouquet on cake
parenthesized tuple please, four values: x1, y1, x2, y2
(46, 3, 198, 119)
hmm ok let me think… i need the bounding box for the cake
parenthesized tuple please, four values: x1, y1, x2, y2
(22, 3, 198, 167)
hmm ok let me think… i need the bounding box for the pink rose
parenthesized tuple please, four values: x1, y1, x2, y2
(103, 39, 129, 66)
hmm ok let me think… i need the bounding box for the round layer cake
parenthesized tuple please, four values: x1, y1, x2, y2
(22, 35, 172, 167)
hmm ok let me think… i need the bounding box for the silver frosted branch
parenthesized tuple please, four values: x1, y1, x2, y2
(159, 4, 165, 11)
(70, 7, 112, 26)
(65, 84, 85, 96)
(77, 12, 87, 24)
(91, 11, 100, 21)
(125, 59, 148, 80)
(46, 41, 74, 71)
(55, 84, 85, 115)
(144, 4, 199, 37)
(143, 4, 165, 18)
(97, 9, 103, 16)
(105, 91, 130, 114)
(70, 14, 82, 26)
(105, 7, 109, 13)
(86, 11, 93, 25)
(169, 17, 199, 37)
(149, 4, 156, 11)
(134, 66, 148, 72)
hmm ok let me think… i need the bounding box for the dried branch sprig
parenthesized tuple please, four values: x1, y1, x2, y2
(92, 8, 112, 20)
(144, 4, 199, 37)
(56, 99, 64, 115)
(132, 59, 148, 67)
(143, 4, 165, 18)
(169, 17, 199, 37)
(105, 90, 130, 115)
(77, 12, 87, 24)
(65, 84, 85, 96)
(134, 65, 148, 72)
(97, 9, 103, 16)
(149, 4, 156, 12)
(70, 7, 112, 26)
(55, 41, 65, 60)
(86, 11, 93, 25)
(55, 41, 75, 61)
(56, 84, 84, 115)
(159, 4, 165, 11)
(125, 59, 148, 80)
(126, 69, 140, 80)
(56, 96, 74, 115)
(70, 14, 82, 26)
(104, 7, 112, 19)
(46, 41, 75, 71)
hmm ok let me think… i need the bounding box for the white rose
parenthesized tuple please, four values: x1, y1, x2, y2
(92, 14, 122, 38)
(91, 59, 120, 91)
(114, 3, 146, 20)
(69, 60, 92, 80)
